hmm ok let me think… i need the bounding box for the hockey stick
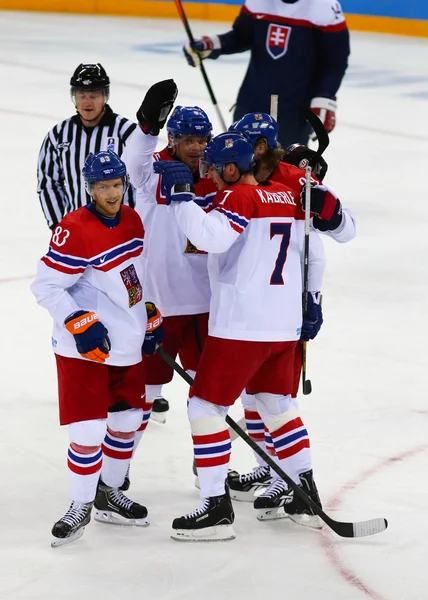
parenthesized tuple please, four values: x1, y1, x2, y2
(174, 0, 227, 131)
(303, 107, 330, 156)
(157, 345, 388, 538)
(302, 166, 312, 396)
(270, 94, 278, 121)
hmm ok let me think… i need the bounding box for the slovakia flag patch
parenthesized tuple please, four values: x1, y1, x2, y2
(266, 24, 291, 60)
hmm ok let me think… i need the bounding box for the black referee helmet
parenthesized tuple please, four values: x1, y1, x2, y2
(70, 63, 110, 100)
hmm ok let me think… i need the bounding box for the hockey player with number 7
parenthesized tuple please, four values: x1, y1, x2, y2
(154, 132, 326, 541)
(226, 112, 356, 503)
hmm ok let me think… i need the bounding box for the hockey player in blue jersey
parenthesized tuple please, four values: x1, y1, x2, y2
(183, 0, 350, 147)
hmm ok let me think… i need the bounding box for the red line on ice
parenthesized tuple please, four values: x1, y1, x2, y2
(320, 443, 428, 599)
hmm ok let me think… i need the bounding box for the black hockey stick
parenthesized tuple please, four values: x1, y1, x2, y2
(175, 0, 227, 131)
(302, 167, 312, 396)
(303, 107, 330, 156)
(156, 345, 388, 539)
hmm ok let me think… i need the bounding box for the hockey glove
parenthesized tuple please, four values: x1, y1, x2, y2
(301, 184, 343, 231)
(136, 79, 178, 136)
(309, 97, 337, 140)
(65, 310, 111, 363)
(300, 292, 323, 342)
(283, 144, 328, 181)
(142, 302, 164, 356)
(153, 160, 195, 205)
(183, 36, 222, 68)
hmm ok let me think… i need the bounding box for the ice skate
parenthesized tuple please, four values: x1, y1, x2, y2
(94, 482, 149, 527)
(283, 470, 323, 530)
(150, 395, 169, 424)
(253, 477, 292, 521)
(227, 465, 271, 502)
(51, 501, 93, 548)
(171, 488, 235, 542)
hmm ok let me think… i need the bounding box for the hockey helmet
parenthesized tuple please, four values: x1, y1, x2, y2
(200, 132, 255, 178)
(167, 106, 213, 141)
(70, 63, 110, 100)
(83, 150, 128, 193)
(231, 113, 279, 149)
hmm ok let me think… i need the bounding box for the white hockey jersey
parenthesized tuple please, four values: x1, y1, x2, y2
(172, 180, 326, 342)
(122, 127, 218, 317)
(31, 205, 147, 366)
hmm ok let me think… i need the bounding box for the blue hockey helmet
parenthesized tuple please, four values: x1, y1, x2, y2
(231, 113, 279, 149)
(83, 150, 128, 193)
(200, 132, 255, 178)
(167, 106, 213, 141)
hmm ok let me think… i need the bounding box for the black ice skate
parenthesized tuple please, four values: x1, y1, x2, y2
(253, 477, 292, 521)
(150, 395, 169, 424)
(171, 488, 235, 542)
(94, 482, 149, 527)
(51, 501, 93, 548)
(283, 470, 323, 530)
(228, 465, 271, 502)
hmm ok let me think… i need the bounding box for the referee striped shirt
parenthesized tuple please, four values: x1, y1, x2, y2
(37, 105, 137, 229)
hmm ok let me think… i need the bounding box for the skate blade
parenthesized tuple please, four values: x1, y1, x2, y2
(256, 507, 290, 521)
(231, 484, 270, 503)
(288, 513, 323, 529)
(94, 510, 150, 527)
(171, 524, 235, 542)
(51, 526, 86, 548)
(150, 412, 167, 425)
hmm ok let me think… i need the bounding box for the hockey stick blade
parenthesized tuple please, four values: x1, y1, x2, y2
(302, 379, 312, 395)
(303, 107, 330, 156)
(156, 345, 389, 539)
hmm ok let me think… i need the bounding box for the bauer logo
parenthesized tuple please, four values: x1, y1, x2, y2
(266, 24, 291, 60)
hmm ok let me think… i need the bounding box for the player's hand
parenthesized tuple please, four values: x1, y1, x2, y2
(183, 36, 221, 67)
(142, 302, 164, 356)
(65, 310, 111, 363)
(283, 144, 328, 181)
(153, 160, 195, 205)
(309, 97, 337, 140)
(136, 79, 178, 136)
(300, 292, 323, 342)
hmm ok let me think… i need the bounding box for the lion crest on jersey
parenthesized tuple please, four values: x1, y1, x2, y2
(266, 24, 291, 60)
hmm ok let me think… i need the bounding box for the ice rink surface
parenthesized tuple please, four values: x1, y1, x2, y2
(1, 10, 428, 599)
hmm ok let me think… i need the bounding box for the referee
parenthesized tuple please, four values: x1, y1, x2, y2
(37, 63, 137, 230)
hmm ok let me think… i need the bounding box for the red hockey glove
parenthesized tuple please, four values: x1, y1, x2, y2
(309, 97, 337, 140)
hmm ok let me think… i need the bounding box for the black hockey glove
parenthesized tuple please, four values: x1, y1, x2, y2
(136, 79, 178, 136)
(283, 144, 328, 181)
(301, 184, 343, 231)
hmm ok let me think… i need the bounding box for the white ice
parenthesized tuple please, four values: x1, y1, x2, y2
(1, 10, 428, 600)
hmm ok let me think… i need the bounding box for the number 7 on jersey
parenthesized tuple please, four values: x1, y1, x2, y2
(270, 223, 292, 285)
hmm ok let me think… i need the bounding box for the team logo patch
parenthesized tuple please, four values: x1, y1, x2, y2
(266, 24, 291, 60)
(225, 139, 234, 148)
(120, 264, 143, 307)
(184, 239, 207, 255)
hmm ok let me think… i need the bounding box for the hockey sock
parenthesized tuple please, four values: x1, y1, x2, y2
(188, 396, 231, 498)
(240, 390, 268, 468)
(101, 427, 135, 488)
(67, 443, 102, 504)
(133, 398, 153, 456)
(256, 393, 312, 484)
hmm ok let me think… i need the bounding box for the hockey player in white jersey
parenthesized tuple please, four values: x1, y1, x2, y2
(31, 151, 164, 547)
(123, 80, 218, 437)
(154, 132, 326, 541)
(225, 112, 356, 501)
